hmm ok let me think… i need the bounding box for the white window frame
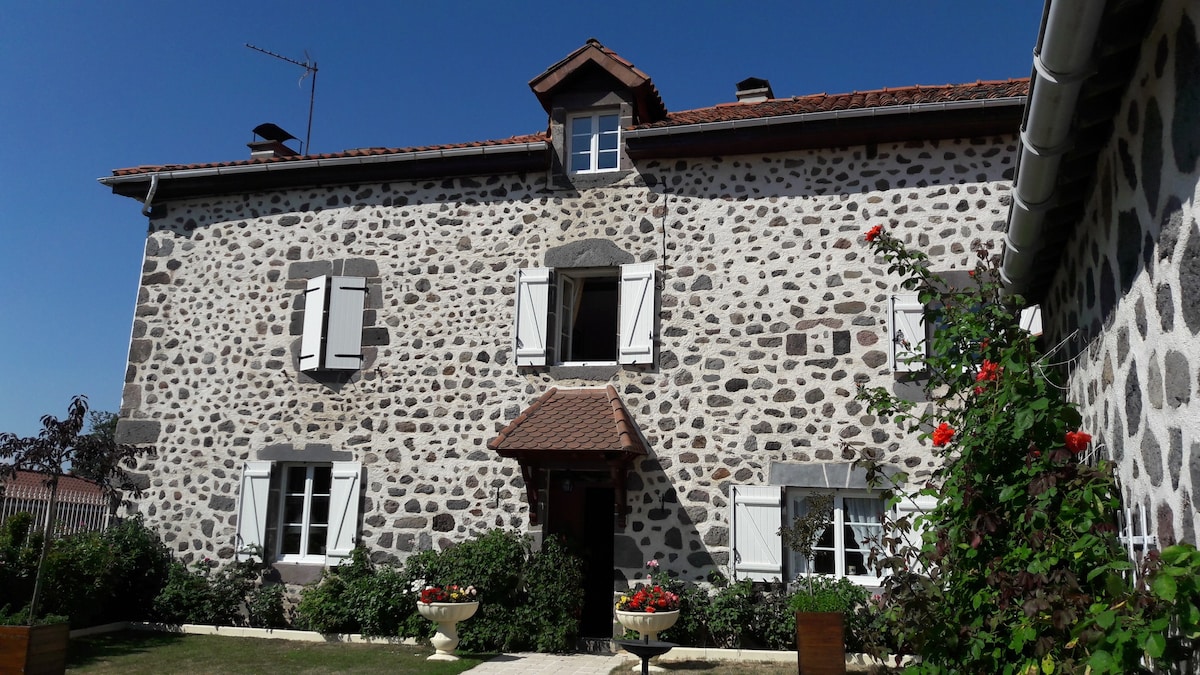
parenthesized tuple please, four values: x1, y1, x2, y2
(567, 111, 621, 174)
(235, 459, 362, 567)
(513, 263, 656, 368)
(786, 489, 886, 586)
(275, 463, 334, 565)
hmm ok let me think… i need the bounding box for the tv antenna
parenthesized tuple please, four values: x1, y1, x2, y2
(245, 43, 318, 154)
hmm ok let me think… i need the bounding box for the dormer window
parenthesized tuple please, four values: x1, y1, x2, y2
(568, 112, 620, 173)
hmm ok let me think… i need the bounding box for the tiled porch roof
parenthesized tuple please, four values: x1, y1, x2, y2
(488, 386, 645, 456)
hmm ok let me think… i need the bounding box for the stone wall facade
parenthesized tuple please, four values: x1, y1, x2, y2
(118, 136, 1017, 582)
(1041, 0, 1200, 546)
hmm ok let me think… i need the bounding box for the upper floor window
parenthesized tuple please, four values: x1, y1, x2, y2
(568, 112, 620, 173)
(514, 263, 655, 367)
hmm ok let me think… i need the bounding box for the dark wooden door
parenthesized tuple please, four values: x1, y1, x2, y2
(547, 477, 614, 638)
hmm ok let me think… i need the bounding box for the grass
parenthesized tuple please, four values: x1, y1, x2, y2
(66, 631, 492, 674)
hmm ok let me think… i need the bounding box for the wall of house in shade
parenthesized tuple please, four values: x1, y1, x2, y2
(115, 135, 1017, 582)
(1040, 0, 1200, 547)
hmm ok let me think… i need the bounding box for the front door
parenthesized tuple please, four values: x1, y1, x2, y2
(546, 472, 615, 639)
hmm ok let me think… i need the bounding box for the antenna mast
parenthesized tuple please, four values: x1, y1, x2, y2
(245, 43, 318, 154)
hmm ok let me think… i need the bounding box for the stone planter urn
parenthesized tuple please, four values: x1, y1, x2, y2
(616, 610, 679, 672)
(417, 601, 479, 661)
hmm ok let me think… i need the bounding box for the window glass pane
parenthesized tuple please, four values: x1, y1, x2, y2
(312, 466, 332, 494)
(285, 466, 307, 493)
(571, 116, 593, 135)
(310, 496, 330, 525)
(598, 114, 618, 132)
(596, 149, 619, 170)
(281, 526, 302, 555)
(283, 495, 305, 523)
(813, 549, 835, 574)
(598, 132, 618, 151)
(570, 153, 591, 172)
(307, 526, 327, 555)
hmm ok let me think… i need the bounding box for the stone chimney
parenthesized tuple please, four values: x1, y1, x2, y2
(248, 123, 300, 159)
(735, 77, 774, 103)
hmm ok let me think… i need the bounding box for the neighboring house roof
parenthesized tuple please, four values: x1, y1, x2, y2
(3, 470, 106, 503)
(488, 386, 645, 459)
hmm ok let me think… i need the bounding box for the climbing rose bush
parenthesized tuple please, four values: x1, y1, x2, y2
(855, 226, 1200, 674)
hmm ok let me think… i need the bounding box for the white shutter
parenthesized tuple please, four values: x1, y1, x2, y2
(324, 276, 367, 370)
(731, 485, 784, 582)
(235, 461, 273, 561)
(514, 267, 551, 366)
(326, 461, 362, 566)
(299, 276, 328, 372)
(890, 294, 926, 373)
(1019, 305, 1043, 336)
(618, 263, 656, 365)
(894, 492, 938, 573)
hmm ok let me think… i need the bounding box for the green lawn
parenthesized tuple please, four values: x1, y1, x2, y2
(67, 631, 491, 674)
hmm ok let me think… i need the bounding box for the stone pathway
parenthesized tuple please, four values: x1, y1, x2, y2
(464, 651, 627, 674)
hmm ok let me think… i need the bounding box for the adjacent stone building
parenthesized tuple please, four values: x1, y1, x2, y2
(103, 39, 1025, 635)
(1002, 0, 1200, 554)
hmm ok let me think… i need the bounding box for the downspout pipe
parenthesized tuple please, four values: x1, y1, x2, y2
(1001, 0, 1107, 292)
(140, 173, 159, 218)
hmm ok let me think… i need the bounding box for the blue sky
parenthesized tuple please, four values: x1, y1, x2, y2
(0, 1, 1045, 437)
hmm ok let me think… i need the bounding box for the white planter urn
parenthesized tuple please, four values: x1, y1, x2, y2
(616, 609, 679, 672)
(417, 601, 479, 661)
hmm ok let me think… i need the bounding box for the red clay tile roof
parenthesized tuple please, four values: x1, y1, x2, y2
(107, 79, 1026, 178)
(488, 386, 645, 456)
(109, 132, 549, 177)
(4, 470, 106, 502)
(641, 79, 1029, 129)
(529, 38, 667, 122)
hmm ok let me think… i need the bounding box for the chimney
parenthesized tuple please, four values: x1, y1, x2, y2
(248, 123, 300, 159)
(735, 77, 774, 103)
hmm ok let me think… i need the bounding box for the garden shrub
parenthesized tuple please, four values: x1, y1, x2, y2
(856, 228, 1200, 673)
(152, 555, 263, 626)
(100, 516, 172, 622)
(293, 547, 375, 633)
(516, 534, 585, 652)
(39, 530, 115, 627)
(788, 576, 871, 653)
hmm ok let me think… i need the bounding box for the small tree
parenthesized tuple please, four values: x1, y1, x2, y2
(0, 395, 154, 622)
(778, 492, 834, 596)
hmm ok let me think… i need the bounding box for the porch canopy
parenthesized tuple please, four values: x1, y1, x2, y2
(488, 385, 646, 527)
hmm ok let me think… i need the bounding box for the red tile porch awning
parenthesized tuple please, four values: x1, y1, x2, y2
(488, 385, 646, 466)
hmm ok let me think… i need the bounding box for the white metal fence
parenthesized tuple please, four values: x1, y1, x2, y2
(0, 481, 112, 537)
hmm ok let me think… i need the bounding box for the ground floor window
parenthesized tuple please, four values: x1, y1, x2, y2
(787, 491, 885, 582)
(235, 459, 361, 566)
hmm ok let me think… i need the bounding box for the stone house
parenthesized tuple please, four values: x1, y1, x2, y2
(102, 39, 1025, 637)
(1002, 0, 1200, 555)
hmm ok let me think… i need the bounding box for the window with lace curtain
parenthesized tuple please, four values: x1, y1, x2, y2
(787, 490, 885, 582)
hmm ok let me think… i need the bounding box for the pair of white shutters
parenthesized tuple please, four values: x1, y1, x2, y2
(514, 263, 656, 367)
(235, 461, 362, 566)
(729, 484, 937, 582)
(300, 276, 367, 371)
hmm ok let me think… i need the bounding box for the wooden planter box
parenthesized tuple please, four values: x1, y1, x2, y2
(0, 623, 69, 675)
(795, 612, 845, 675)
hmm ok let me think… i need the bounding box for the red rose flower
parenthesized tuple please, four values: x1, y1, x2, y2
(932, 422, 955, 447)
(864, 225, 884, 242)
(975, 359, 1002, 383)
(1065, 430, 1092, 454)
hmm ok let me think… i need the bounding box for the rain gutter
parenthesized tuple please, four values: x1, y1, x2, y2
(1000, 0, 1107, 292)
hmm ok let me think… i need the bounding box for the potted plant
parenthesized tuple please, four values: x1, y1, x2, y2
(779, 493, 848, 674)
(0, 396, 153, 674)
(416, 583, 479, 661)
(615, 559, 680, 672)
